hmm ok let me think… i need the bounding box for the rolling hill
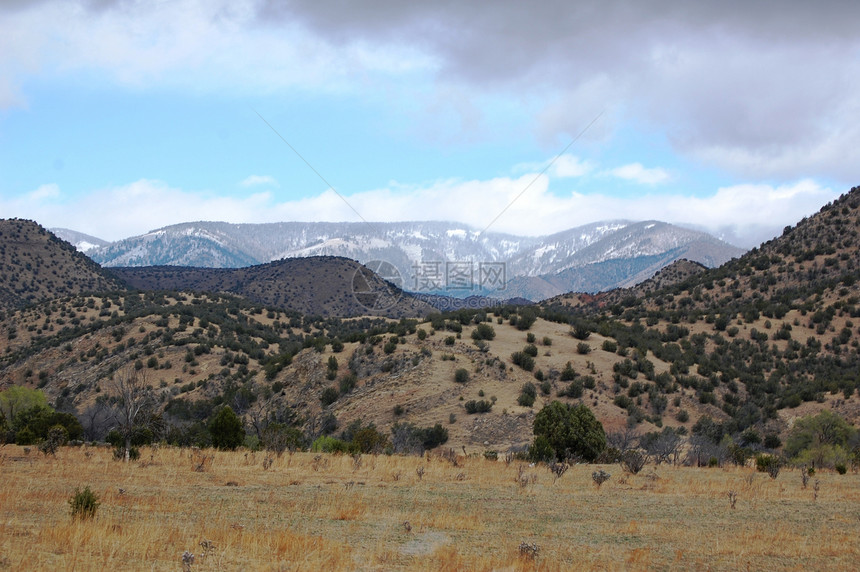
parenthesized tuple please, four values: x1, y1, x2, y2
(0, 187, 858, 458)
(0, 219, 124, 312)
(111, 257, 437, 319)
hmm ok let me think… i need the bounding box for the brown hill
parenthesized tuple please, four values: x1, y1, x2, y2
(0, 219, 124, 312)
(1, 188, 859, 460)
(111, 257, 436, 319)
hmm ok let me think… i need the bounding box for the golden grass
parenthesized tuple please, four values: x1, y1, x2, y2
(1, 445, 859, 570)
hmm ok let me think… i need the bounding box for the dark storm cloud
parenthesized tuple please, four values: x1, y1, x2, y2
(255, 0, 860, 180)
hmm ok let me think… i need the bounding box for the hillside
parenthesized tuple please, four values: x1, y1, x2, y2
(540, 187, 860, 434)
(0, 219, 124, 312)
(111, 257, 437, 319)
(83, 219, 743, 299)
(0, 188, 858, 463)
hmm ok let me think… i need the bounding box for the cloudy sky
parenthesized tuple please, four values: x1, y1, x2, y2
(1, 0, 857, 246)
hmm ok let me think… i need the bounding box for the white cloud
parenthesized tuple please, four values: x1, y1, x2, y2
(28, 183, 61, 201)
(607, 163, 672, 185)
(513, 154, 593, 179)
(3, 176, 839, 248)
(239, 175, 279, 188)
(4, 1, 860, 181)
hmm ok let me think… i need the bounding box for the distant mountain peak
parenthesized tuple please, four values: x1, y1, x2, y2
(81, 219, 745, 300)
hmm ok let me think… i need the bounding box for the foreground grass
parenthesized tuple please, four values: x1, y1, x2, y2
(1, 446, 858, 570)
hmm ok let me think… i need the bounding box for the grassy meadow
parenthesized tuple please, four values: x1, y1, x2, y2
(1, 445, 859, 570)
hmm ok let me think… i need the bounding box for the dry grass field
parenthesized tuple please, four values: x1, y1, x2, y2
(2, 445, 859, 571)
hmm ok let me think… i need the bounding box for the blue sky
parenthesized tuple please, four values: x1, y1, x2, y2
(1, 1, 857, 246)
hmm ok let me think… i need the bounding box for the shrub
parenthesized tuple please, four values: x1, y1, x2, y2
(528, 435, 555, 463)
(208, 406, 244, 450)
(472, 323, 496, 341)
(518, 392, 535, 407)
(576, 342, 591, 355)
(39, 424, 69, 456)
(339, 373, 357, 394)
(620, 450, 646, 474)
(417, 328, 427, 341)
(511, 352, 535, 372)
(69, 486, 100, 520)
(560, 362, 576, 381)
(311, 435, 351, 453)
(571, 323, 591, 340)
(464, 400, 493, 414)
(763, 434, 782, 449)
(454, 368, 469, 383)
(755, 454, 780, 478)
(532, 401, 605, 462)
(515, 309, 537, 331)
(602, 340, 617, 353)
(526, 333, 536, 343)
(591, 469, 611, 488)
(523, 344, 538, 357)
(320, 386, 339, 407)
(836, 463, 848, 475)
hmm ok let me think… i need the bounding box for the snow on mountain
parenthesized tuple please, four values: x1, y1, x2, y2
(49, 228, 110, 253)
(85, 220, 745, 300)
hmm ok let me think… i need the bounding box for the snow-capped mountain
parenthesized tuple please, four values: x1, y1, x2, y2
(83, 220, 744, 300)
(49, 228, 110, 253)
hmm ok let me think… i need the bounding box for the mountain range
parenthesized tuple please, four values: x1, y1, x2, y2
(2, 186, 858, 456)
(53, 220, 744, 301)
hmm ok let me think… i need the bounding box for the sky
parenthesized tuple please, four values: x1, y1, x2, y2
(1, 0, 858, 247)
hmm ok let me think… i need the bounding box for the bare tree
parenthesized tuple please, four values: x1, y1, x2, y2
(81, 398, 113, 442)
(607, 425, 640, 453)
(641, 428, 683, 466)
(109, 366, 154, 462)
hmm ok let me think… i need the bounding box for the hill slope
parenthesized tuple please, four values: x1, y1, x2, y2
(111, 257, 437, 318)
(0, 219, 124, 312)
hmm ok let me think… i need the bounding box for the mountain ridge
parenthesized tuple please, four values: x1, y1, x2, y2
(82, 219, 744, 300)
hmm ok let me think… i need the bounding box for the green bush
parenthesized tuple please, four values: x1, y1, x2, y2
(571, 323, 591, 340)
(311, 435, 351, 453)
(471, 323, 496, 341)
(528, 434, 555, 463)
(320, 386, 339, 407)
(339, 373, 357, 394)
(69, 486, 100, 520)
(208, 406, 244, 450)
(576, 342, 591, 355)
(560, 362, 576, 381)
(755, 454, 781, 478)
(511, 352, 535, 371)
(464, 400, 493, 414)
(454, 368, 469, 383)
(532, 401, 605, 462)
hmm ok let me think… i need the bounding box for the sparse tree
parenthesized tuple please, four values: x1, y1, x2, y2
(109, 366, 155, 462)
